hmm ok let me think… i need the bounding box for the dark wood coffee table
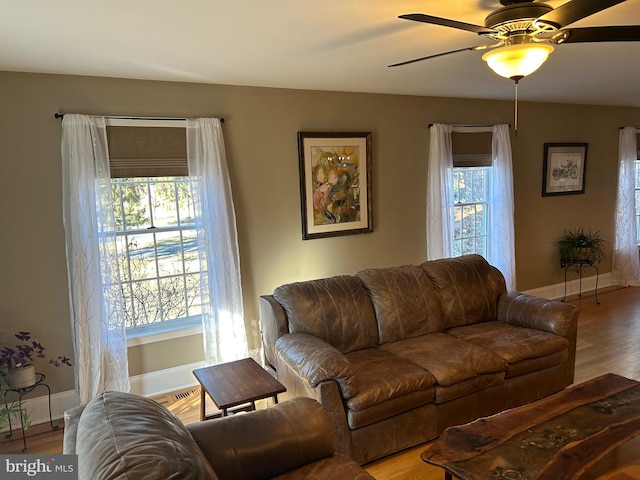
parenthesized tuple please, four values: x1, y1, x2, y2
(422, 373, 640, 480)
(193, 357, 286, 420)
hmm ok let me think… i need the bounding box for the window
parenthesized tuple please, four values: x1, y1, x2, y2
(451, 132, 493, 258)
(453, 166, 490, 256)
(111, 176, 203, 333)
(107, 124, 203, 336)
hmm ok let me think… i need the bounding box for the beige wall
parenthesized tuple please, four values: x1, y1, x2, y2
(1, 71, 638, 394)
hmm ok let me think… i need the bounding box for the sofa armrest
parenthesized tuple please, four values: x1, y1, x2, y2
(497, 291, 578, 338)
(62, 404, 86, 454)
(187, 397, 335, 480)
(259, 295, 289, 369)
(276, 333, 357, 399)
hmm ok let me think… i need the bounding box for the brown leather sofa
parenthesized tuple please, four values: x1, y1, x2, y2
(260, 254, 579, 465)
(63, 391, 375, 480)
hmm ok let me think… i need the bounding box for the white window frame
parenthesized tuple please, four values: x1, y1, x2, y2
(126, 323, 202, 347)
(112, 176, 203, 340)
(106, 118, 204, 345)
(452, 165, 492, 258)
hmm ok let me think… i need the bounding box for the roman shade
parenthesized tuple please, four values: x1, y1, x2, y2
(452, 131, 492, 167)
(106, 126, 187, 178)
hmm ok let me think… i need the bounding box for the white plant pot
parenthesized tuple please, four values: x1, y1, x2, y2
(9, 364, 36, 389)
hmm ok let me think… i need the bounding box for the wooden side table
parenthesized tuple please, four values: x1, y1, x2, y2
(193, 357, 286, 420)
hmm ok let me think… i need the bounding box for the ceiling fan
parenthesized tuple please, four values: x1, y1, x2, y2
(389, 0, 640, 81)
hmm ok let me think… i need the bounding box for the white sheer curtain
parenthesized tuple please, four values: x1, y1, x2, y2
(61, 114, 130, 404)
(426, 123, 516, 290)
(489, 124, 516, 290)
(612, 127, 640, 286)
(187, 118, 248, 365)
(426, 124, 454, 260)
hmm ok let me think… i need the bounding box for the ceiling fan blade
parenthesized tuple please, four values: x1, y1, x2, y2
(535, 0, 626, 29)
(388, 45, 493, 68)
(399, 14, 497, 35)
(552, 25, 640, 43)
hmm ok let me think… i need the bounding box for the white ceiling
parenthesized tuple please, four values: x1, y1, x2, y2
(1, 0, 639, 106)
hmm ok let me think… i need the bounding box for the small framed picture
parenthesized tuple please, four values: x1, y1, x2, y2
(297, 131, 372, 240)
(542, 143, 588, 196)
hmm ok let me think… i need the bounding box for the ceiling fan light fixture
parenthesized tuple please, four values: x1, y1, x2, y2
(482, 43, 554, 80)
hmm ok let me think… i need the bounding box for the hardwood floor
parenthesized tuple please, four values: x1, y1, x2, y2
(572, 287, 640, 385)
(2, 286, 639, 479)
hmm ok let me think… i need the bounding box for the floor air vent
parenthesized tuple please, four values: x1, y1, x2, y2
(175, 388, 200, 401)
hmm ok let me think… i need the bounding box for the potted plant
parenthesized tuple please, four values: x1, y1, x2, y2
(0, 331, 72, 389)
(557, 227, 607, 267)
(0, 400, 28, 431)
(0, 331, 71, 432)
(0, 374, 30, 433)
(0, 360, 30, 432)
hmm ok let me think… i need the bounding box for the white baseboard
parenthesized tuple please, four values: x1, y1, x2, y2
(0, 361, 207, 434)
(522, 272, 612, 300)
(2, 350, 264, 432)
(129, 360, 205, 397)
(128, 346, 263, 396)
(1, 361, 206, 433)
(1, 389, 77, 433)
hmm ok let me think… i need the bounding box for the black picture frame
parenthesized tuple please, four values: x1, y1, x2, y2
(297, 131, 373, 240)
(542, 143, 588, 196)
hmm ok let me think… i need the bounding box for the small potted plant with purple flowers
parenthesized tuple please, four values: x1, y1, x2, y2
(1, 331, 72, 389)
(0, 332, 71, 432)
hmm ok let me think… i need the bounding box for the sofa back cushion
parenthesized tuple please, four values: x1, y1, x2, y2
(273, 275, 378, 353)
(357, 265, 445, 344)
(420, 254, 506, 329)
(74, 391, 218, 480)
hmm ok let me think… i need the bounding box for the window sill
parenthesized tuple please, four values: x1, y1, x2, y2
(126, 322, 202, 347)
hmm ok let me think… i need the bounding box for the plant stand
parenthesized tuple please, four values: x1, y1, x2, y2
(2, 372, 58, 452)
(562, 259, 600, 304)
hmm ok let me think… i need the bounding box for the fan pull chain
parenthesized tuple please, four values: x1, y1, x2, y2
(514, 79, 519, 137)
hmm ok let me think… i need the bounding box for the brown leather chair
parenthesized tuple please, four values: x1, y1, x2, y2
(64, 391, 374, 480)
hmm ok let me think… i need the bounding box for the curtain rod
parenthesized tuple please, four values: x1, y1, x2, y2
(54, 113, 224, 123)
(428, 123, 510, 128)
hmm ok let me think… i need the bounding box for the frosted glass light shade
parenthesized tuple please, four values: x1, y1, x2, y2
(482, 43, 554, 79)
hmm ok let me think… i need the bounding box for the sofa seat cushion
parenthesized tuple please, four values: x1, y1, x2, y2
(273, 275, 378, 353)
(381, 333, 506, 403)
(346, 388, 435, 429)
(345, 348, 436, 412)
(76, 391, 218, 480)
(447, 321, 569, 378)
